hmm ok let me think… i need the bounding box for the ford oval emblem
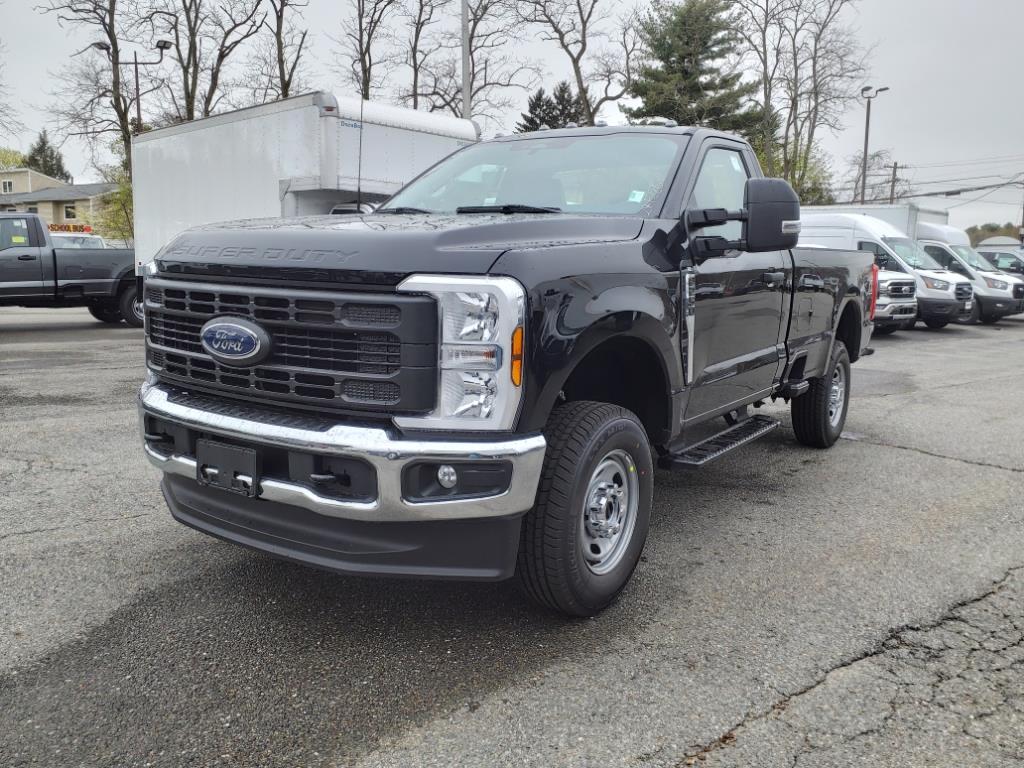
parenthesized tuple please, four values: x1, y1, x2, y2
(200, 317, 271, 366)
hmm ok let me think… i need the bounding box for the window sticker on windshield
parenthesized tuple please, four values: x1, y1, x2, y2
(11, 235, 26, 244)
(628, 190, 645, 203)
(730, 154, 743, 172)
(484, 196, 496, 205)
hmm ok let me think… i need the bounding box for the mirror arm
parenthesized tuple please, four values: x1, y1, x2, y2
(687, 207, 748, 231)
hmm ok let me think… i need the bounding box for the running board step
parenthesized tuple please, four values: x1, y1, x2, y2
(659, 415, 780, 469)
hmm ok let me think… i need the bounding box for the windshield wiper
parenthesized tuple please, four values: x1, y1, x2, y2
(376, 206, 435, 214)
(456, 204, 562, 214)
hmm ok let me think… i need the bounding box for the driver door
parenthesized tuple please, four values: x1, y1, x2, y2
(0, 216, 46, 299)
(683, 144, 787, 421)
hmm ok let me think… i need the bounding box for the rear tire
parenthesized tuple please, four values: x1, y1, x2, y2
(88, 304, 123, 324)
(924, 319, 948, 329)
(791, 342, 850, 449)
(118, 285, 144, 328)
(517, 401, 653, 617)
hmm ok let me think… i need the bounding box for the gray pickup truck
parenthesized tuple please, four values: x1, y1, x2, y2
(0, 212, 140, 326)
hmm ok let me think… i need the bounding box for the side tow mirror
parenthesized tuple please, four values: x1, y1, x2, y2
(744, 177, 801, 253)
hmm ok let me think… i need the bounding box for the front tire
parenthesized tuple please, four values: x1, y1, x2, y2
(791, 342, 850, 449)
(517, 401, 653, 617)
(872, 325, 897, 336)
(924, 319, 948, 329)
(118, 285, 144, 328)
(980, 313, 1000, 325)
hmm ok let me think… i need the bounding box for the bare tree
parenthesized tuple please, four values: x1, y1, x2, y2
(735, 0, 866, 189)
(400, 0, 449, 109)
(331, 0, 401, 100)
(263, 0, 308, 99)
(732, 0, 791, 175)
(418, 0, 538, 126)
(41, 0, 138, 177)
(841, 149, 910, 203)
(141, 0, 265, 121)
(0, 54, 25, 140)
(778, 0, 866, 190)
(516, 0, 640, 125)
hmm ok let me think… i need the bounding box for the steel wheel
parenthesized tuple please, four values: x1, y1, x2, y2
(579, 449, 639, 575)
(828, 361, 846, 428)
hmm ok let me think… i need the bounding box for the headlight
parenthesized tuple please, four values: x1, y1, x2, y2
(921, 276, 950, 291)
(138, 260, 160, 278)
(983, 276, 1009, 291)
(396, 275, 525, 431)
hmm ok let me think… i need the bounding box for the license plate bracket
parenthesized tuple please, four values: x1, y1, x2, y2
(196, 438, 260, 497)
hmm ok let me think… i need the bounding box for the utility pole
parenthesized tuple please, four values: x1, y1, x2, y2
(859, 85, 890, 204)
(133, 51, 142, 133)
(461, 0, 471, 119)
(889, 161, 898, 204)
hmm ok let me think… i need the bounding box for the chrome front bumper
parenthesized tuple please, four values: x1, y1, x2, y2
(139, 380, 546, 523)
(874, 299, 917, 319)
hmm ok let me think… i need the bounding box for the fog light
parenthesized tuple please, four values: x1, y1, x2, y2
(437, 464, 458, 489)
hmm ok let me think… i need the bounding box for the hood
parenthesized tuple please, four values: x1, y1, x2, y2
(154, 213, 644, 283)
(913, 268, 964, 285)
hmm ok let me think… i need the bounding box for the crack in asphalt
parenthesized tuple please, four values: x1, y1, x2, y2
(0, 514, 154, 542)
(840, 434, 1023, 474)
(672, 564, 1024, 767)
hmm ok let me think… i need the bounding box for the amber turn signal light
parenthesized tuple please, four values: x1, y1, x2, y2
(510, 326, 524, 386)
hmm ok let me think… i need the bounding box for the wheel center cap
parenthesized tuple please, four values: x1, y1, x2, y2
(587, 484, 622, 538)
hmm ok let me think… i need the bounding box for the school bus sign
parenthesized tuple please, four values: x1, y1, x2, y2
(48, 223, 94, 233)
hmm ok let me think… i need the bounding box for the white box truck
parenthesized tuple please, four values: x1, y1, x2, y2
(132, 91, 478, 271)
(802, 202, 950, 238)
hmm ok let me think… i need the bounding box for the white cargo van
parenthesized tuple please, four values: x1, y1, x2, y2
(800, 213, 973, 329)
(917, 222, 1024, 324)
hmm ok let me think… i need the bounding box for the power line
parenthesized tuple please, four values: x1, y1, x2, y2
(900, 153, 1024, 170)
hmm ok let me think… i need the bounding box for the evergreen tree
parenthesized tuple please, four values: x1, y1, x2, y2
(25, 130, 72, 183)
(516, 87, 560, 132)
(625, 0, 762, 138)
(550, 81, 584, 127)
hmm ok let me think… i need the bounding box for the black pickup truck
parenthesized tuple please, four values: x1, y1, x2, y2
(139, 127, 875, 616)
(0, 213, 141, 326)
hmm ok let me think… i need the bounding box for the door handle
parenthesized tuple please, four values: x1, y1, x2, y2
(762, 271, 785, 287)
(17, 254, 37, 261)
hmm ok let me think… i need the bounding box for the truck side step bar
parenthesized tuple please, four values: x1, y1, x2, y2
(659, 415, 781, 469)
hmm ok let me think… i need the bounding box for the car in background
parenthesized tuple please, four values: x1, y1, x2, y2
(800, 213, 971, 329)
(918, 222, 1024, 325)
(978, 248, 1024, 279)
(50, 232, 109, 249)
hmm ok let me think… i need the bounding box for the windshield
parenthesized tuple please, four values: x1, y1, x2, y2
(950, 245, 997, 272)
(53, 234, 104, 248)
(381, 133, 687, 216)
(882, 237, 944, 271)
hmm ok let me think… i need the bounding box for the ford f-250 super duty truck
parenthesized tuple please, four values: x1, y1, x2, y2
(139, 127, 875, 616)
(0, 213, 140, 326)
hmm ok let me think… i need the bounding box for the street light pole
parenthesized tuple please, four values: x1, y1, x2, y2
(134, 51, 142, 132)
(859, 85, 889, 204)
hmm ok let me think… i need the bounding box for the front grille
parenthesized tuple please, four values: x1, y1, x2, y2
(955, 283, 973, 301)
(887, 281, 915, 298)
(1014, 284, 1024, 299)
(145, 278, 437, 414)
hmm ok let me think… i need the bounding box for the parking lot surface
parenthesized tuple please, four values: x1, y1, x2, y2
(2, 306, 1023, 767)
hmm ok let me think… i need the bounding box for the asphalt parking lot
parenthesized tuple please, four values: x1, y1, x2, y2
(2, 306, 1023, 767)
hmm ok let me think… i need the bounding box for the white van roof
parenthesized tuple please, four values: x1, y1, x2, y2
(800, 212, 909, 239)
(917, 221, 970, 246)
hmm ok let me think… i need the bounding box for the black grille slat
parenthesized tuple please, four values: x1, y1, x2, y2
(955, 284, 973, 301)
(145, 279, 437, 414)
(1014, 285, 1024, 299)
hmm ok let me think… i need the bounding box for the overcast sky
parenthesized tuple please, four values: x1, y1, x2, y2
(3, 0, 1022, 229)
